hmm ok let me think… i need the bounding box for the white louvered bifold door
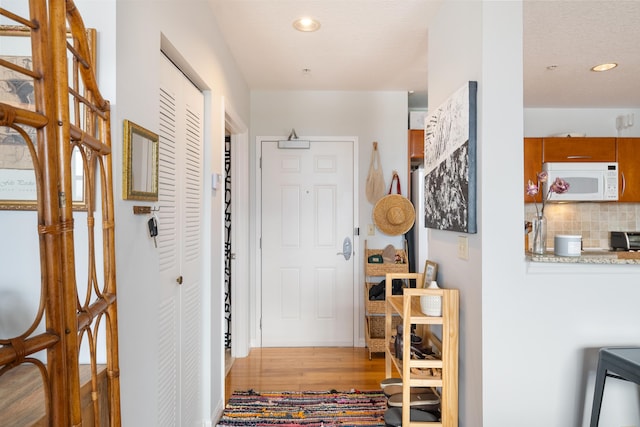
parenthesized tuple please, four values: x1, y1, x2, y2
(157, 53, 204, 427)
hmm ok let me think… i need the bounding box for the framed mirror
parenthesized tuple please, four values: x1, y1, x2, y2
(122, 119, 159, 201)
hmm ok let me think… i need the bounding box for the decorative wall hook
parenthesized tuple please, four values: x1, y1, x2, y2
(133, 206, 151, 215)
(133, 205, 160, 215)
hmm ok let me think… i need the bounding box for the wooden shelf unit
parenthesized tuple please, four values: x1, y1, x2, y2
(384, 272, 459, 427)
(363, 240, 408, 359)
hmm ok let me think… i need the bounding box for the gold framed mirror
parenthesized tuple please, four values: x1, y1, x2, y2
(122, 119, 159, 201)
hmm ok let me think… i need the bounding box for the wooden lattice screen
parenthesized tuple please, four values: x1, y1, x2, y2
(0, 0, 121, 425)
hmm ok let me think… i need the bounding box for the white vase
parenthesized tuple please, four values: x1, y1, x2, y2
(420, 280, 442, 317)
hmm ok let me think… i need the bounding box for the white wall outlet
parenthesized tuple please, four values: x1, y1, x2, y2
(367, 224, 375, 236)
(457, 236, 469, 260)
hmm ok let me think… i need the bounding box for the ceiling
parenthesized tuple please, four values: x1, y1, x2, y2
(208, 0, 640, 108)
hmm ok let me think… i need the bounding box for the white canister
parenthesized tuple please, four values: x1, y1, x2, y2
(420, 280, 442, 317)
(554, 235, 582, 257)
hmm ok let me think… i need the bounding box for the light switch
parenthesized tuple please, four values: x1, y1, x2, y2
(457, 236, 468, 260)
(212, 173, 221, 190)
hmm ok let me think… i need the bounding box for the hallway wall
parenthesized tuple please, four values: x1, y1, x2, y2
(250, 90, 409, 348)
(428, 2, 640, 426)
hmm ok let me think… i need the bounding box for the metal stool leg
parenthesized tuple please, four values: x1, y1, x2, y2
(590, 361, 607, 427)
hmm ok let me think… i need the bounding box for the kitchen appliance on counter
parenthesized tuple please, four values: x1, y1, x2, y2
(610, 231, 640, 251)
(554, 235, 582, 257)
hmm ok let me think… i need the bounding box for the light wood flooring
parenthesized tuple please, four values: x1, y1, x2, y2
(224, 347, 388, 402)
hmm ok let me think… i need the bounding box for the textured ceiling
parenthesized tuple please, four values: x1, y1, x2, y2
(524, 0, 640, 108)
(208, 0, 440, 92)
(208, 0, 640, 108)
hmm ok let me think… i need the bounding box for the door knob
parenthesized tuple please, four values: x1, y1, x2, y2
(336, 236, 352, 261)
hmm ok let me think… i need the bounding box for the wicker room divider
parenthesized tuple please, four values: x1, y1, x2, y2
(0, 0, 121, 425)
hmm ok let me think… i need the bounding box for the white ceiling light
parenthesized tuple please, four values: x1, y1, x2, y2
(293, 17, 321, 32)
(591, 63, 618, 72)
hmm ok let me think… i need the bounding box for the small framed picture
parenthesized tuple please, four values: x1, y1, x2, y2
(422, 260, 438, 288)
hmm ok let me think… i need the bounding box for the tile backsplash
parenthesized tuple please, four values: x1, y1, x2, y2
(525, 203, 640, 250)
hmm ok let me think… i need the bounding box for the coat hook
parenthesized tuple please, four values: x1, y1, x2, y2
(133, 206, 151, 215)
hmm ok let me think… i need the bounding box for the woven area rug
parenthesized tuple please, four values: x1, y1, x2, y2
(218, 389, 387, 426)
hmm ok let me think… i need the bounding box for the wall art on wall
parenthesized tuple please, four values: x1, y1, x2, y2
(0, 54, 38, 207)
(423, 81, 477, 233)
(0, 26, 95, 210)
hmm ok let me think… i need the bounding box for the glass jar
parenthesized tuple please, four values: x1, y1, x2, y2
(531, 214, 547, 255)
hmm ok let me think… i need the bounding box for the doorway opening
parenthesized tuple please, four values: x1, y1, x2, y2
(224, 133, 232, 374)
(223, 106, 250, 370)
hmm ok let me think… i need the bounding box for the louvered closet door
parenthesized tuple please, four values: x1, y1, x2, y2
(157, 54, 204, 427)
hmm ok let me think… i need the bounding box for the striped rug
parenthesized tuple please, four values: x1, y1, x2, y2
(218, 389, 387, 426)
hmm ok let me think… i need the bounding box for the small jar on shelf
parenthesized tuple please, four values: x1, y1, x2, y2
(420, 280, 442, 317)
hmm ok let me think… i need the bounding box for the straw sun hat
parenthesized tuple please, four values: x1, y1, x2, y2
(373, 194, 416, 236)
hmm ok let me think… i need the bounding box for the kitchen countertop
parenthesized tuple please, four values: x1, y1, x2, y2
(528, 250, 640, 265)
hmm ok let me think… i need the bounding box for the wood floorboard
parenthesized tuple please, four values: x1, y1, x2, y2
(224, 347, 389, 402)
(0, 364, 108, 427)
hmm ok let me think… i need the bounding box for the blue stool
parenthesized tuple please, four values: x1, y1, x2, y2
(590, 347, 640, 427)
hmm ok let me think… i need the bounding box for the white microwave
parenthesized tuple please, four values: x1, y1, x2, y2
(542, 162, 618, 202)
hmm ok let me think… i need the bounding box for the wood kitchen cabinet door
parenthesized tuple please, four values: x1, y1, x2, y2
(524, 137, 543, 203)
(408, 129, 424, 160)
(617, 137, 640, 202)
(542, 137, 616, 162)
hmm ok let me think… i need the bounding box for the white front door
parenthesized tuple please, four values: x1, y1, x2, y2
(261, 139, 355, 346)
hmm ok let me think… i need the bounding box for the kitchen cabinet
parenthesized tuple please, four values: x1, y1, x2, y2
(408, 129, 425, 161)
(542, 137, 616, 163)
(525, 136, 640, 203)
(364, 240, 407, 359)
(408, 129, 425, 195)
(524, 138, 543, 203)
(617, 138, 640, 202)
(384, 272, 459, 426)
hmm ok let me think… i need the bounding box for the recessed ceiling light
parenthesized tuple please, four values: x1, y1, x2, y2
(591, 63, 618, 72)
(293, 17, 321, 32)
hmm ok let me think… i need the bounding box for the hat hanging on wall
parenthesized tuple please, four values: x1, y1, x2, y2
(373, 194, 416, 236)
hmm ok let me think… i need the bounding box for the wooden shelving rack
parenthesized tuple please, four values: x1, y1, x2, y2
(384, 272, 459, 427)
(363, 240, 407, 359)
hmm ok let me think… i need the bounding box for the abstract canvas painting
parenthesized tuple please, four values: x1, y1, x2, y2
(423, 81, 477, 233)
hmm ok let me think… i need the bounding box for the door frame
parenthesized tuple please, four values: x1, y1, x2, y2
(253, 136, 360, 347)
(224, 104, 250, 358)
